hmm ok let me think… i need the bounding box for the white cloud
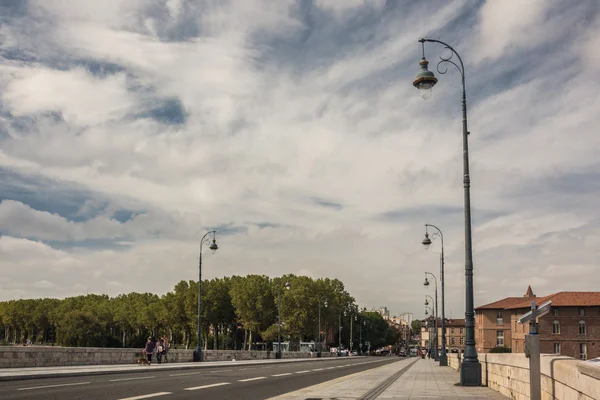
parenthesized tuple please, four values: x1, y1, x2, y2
(0, 1, 599, 318)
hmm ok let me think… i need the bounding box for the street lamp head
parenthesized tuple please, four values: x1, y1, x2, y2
(324, 300, 328, 308)
(425, 309, 429, 315)
(425, 299, 429, 306)
(424, 277, 430, 287)
(209, 238, 218, 253)
(413, 57, 438, 100)
(285, 281, 291, 290)
(422, 232, 432, 248)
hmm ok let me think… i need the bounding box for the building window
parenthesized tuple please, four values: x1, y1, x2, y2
(516, 342, 519, 352)
(554, 343, 561, 354)
(580, 343, 587, 360)
(451, 337, 455, 345)
(579, 308, 585, 316)
(451, 328, 455, 334)
(496, 330, 504, 346)
(553, 308, 559, 316)
(460, 328, 463, 335)
(579, 321, 586, 335)
(497, 312, 503, 325)
(460, 337, 464, 345)
(553, 321, 560, 334)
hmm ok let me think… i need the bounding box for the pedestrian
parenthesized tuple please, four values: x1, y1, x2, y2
(144, 337, 156, 364)
(156, 337, 165, 364)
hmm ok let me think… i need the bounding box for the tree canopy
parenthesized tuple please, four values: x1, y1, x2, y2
(0, 274, 402, 351)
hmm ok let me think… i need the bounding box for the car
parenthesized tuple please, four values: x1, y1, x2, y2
(398, 350, 407, 357)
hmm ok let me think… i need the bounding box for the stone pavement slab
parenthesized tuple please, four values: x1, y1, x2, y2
(267, 357, 417, 399)
(268, 358, 510, 399)
(378, 358, 508, 399)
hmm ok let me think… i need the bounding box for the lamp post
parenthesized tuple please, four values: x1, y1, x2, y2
(276, 280, 291, 359)
(339, 309, 346, 352)
(194, 230, 218, 362)
(422, 226, 447, 366)
(350, 313, 354, 354)
(413, 38, 481, 385)
(425, 294, 438, 361)
(425, 307, 433, 357)
(424, 272, 440, 362)
(318, 298, 328, 353)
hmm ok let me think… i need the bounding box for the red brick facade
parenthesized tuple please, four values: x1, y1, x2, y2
(476, 287, 600, 360)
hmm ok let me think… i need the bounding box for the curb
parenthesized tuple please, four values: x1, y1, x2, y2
(0, 356, 368, 382)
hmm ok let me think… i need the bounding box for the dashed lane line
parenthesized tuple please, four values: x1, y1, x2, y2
(110, 376, 156, 382)
(183, 382, 231, 391)
(312, 368, 325, 371)
(117, 392, 172, 400)
(17, 382, 91, 391)
(169, 368, 232, 377)
(295, 370, 311, 374)
(272, 373, 293, 377)
(239, 376, 267, 382)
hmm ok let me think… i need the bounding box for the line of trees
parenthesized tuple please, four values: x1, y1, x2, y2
(0, 274, 400, 350)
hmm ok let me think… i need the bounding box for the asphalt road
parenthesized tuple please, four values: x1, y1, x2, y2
(0, 356, 402, 400)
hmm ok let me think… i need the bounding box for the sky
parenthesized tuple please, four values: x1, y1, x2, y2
(0, 0, 599, 320)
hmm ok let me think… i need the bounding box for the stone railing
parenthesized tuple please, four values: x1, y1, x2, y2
(447, 352, 600, 400)
(0, 346, 333, 368)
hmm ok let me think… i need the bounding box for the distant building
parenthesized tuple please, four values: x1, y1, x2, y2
(376, 307, 390, 319)
(475, 286, 600, 360)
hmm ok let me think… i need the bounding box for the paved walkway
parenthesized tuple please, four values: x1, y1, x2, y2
(269, 358, 508, 399)
(378, 358, 507, 399)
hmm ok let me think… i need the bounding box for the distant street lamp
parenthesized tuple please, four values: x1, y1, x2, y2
(339, 309, 346, 351)
(422, 224, 447, 366)
(194, 230, 218, 362)
(318, 298, 328, 353)
(413, 37, 481, 385)
(424, 272, 440, 362)
(425, 294, 438, 361)
(276, 280, 291, 359)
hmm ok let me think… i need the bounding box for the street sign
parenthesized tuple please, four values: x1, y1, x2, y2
(518, 300, 552, 324)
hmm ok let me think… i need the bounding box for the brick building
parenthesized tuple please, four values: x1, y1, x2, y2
(476, 286, 600, 360)
(420, 317, 466, 353)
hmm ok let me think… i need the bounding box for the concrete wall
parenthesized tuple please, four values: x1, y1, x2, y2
(447, 353, 600, 400)
(0, 347, 332, 368)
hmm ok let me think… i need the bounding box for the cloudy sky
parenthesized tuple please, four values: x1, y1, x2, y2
(1, 0, 599, 319)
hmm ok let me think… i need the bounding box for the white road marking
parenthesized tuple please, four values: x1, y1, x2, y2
(295, 370, 310, 374)
(18, 382, 91, 391)
(272, 372, 293, 377)
(325, 367, 335, 369)
(239, 376, 267, 382)
(110, 376, 156, 382)
(117, 392, 172, 400)
(312, 368, 325, 371)
(184, 382, 231, 391)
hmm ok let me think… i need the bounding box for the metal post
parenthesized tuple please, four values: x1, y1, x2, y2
(338, 311, 342, 351)
(194, 252, 203, 361)
(435, 278, 440, 362)
(318, 302, 321, 353)
(350, 316, 353, 353)
(359, 321, 362, 354)
(528, 302, 541, 400)
(277, 284, 282, 359)
(418, 38, 481, 385)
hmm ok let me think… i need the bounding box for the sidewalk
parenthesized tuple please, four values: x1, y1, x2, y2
(268, 358, 509, 399)
(378, 358, 508, 399)
(0, 356, 353, 382)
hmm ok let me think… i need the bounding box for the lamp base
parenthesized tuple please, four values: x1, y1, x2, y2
(193, 350, 203, 362)
(460, 361, 482, 386)
(275, 351, 282, 359)
(439, 354, 447, 366)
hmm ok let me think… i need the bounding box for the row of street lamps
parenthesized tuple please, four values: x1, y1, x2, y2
(414, 38, 481, 385)
(191, 36, 482, 387)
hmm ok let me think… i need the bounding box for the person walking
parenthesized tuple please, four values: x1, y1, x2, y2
(144, 338, 156, 364)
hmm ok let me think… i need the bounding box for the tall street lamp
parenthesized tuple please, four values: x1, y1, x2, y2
(318, 298, 328, 353)
(339, 309, 346, 351)
(276, 280, 291, 359)
(413, 38, 481, 385)
(425, 294, 438, 361)
(424, 271, 440, 363)
(194, 230, 218, 362)
(425, 306, 433, 357)
(422, 225, 447, 365)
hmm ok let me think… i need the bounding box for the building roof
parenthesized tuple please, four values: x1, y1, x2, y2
(445, 318, 465, 327)
(476, 285, 540, 310)
(506, 292, 600, 309)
